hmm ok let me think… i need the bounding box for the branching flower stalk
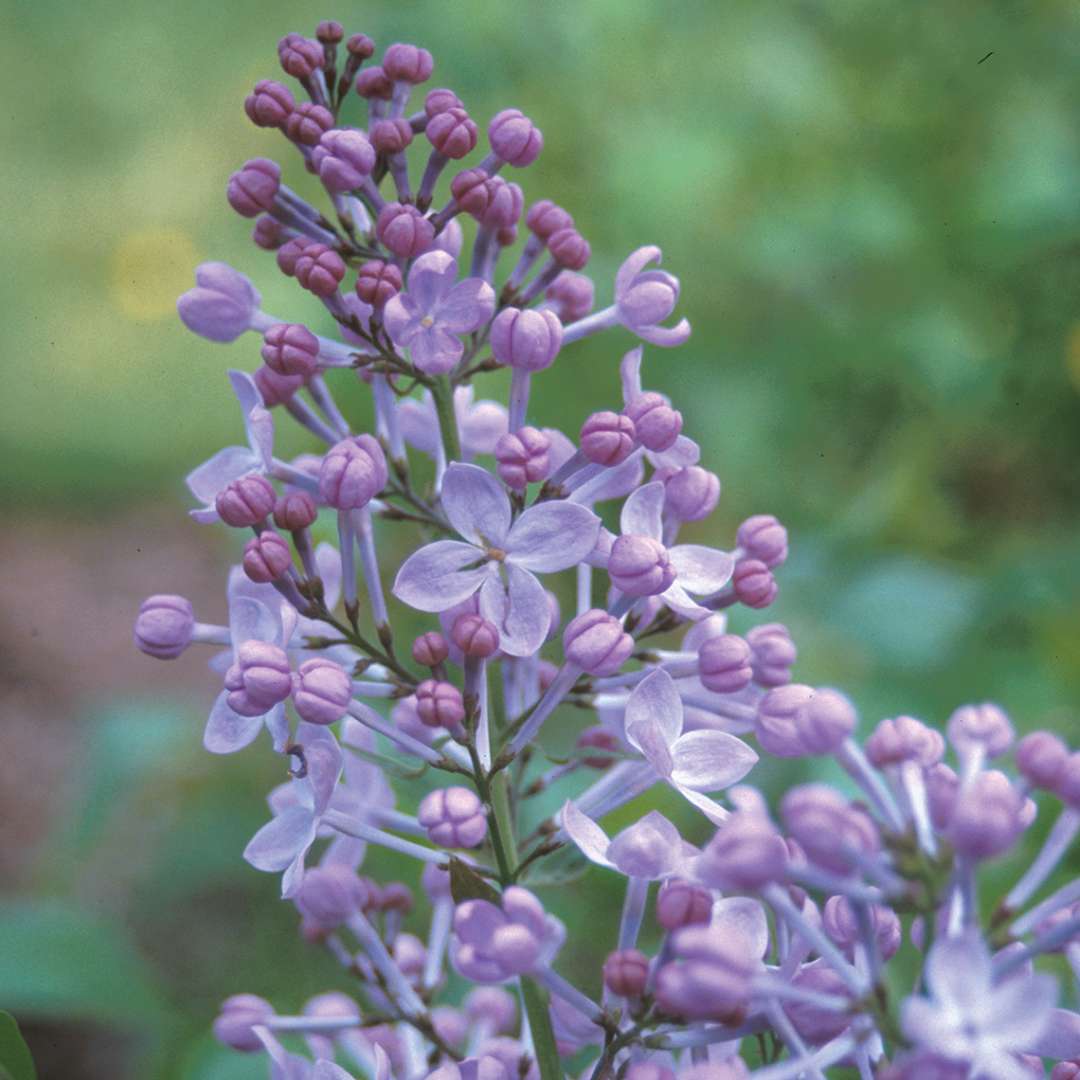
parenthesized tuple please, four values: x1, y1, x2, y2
(136, 18, 1080, 1080)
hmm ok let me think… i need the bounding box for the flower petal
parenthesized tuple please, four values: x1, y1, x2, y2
(478, 564, 551, 657)
(398, 396, 439, 454)
(506, 501, 601, 573)
(624, 668, 683, 750)
(392, 540, 492, 612)
(712, 896, 770, 958)
(634, 318, 692, 348)
(669, 545, 735, 595)
(204, 691, 264, 754)
(243, 805, 317, 872)
(264, 703, 290, 754)
(620, 482, 665, 541)
(615, 247, 662, 299)
(925, 931, 992, 1010)
(300, 724, 344, 815)
(409, 325, 463, 376)
(229, 595, 280, 648)
(230, 369, 275, 468)
(381, 292, 420, 348)
(670, 729, 758, 791)
(439, 276, 496, 333)
(660, 580, 713, 621)
(406, 249, 457, 311)
(461, 397, 509, 456)
(186, 446, 259, 505)
(671, 782, 730, 825)
(619, 346, 644, 404)
(1023, 1007, 1080, 1060)
(648, 434, 700, 470)
(441, 463, 512, 546)
(561, 800, 615, 869)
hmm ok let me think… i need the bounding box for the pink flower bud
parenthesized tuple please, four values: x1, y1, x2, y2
(697, 813, 788, 891)
(316, 20, 343, 44)
(450, 168, 490, 215)
(796, 688, 857, 754)
(354, 259, 402, 309)
(732, 559, 778, 609)
(602, 949, 649, 997)
(319, 434, 388, 509)
(346, 34, 375, 59)
(947, 702, 1014, 758)
(418, 787, 487, 848)
(215, 474, 275, 527)
(225, 640, 292, 716)
(313, 128, 376, 192)
(547, 227, 590, 270)
(293, 657, 351, 725)
(926, 763, 959, 830)
(285, 101, 334, 146)
(244, 80, 295, 128)
(625, 1067, 675, 1080)
(452, 614, 500, 658)
(410, 632, 448, 668)
(261, 322, 319, 377)
(580, 411, 636, 466)
(563, 609, 633, 676)
(655, 925, 758, 1024)
(425, 87, 462, 117)
(276, 236, 314, 276)
(656, 878, 712, 931)
(427, 106, 477, 159)
(227, 158, 280, 218)
(545, 271, 594, 322)
(576, 726, 619, 769)
(295, 863, 368, 929)
(415, 679, 465, 729)
(213, 994, 275, 1052)
(134, 594, 194, 659)
(494, 427, 551, 489)
(623, 392, 682, 452)
(1056, 752, 1080, 809)
(253, 365, 304, 407)
(699, 634, 753, 694)
(278, 33, 324, 79)
(294, 243, 347, 297)
(252, 216, 284, 250)
(490, 307, 563, 372)
(745, 623, 796, 687)
(526, 199, 573, 240)
(477, 178, 524, 230)
(177, 262, 261, 343)
(1016, 730, 1068, 790)
(371, 117, 413, 154)
(273, 490, 317, 532)
(865, 715, 944, 768)
(664, 466, 720, 522)
(736, 514, 788, 569)
(948, 769, 1027, 859)
(781, 784, 880, 874)
(376, 202, 435, 259)
(488, 108, 542, 167)
(355, 65, 392, 100)
(242, 530, 292, 583)
(609, 535, 675, 597)
(383, 43, 433, 84)
(379, 882, 415, 914)
(822, 895, 901, 961)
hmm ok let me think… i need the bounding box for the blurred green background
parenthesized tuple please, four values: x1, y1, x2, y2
(3, 1, 1080, 1076)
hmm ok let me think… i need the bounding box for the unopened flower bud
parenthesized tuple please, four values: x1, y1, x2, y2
(316, 20, 343, 44)
(379, 882, 415, 915)
(656, 878, 712, 931)
(494, 427, 551, 489)
(1016, 730, 1068, 790)
(755, 684, 812, 758)
(177, 262, 261, 343)
(216, 474, 275, 527)
(781, 785, 880, 874)
(609, 535, 675, 597)
(822, 895, 901, 961)
(736, 515, 788, 569)
(425, 87, 462, 117)
(227, 158, 280, 218)
(134, 595, 195, 659)
(545, 271, 594, 322)
(464, 987, 517, 1034)
(547, 227, 590, 270)
(276, 235, 314, 276)
(293, 657, 351, 725)
(261, 322, 319, 378)
(313, 128, 376, 192)
(252, 215, 284, 250)
(372, 116, 413, 154)
(450, 168, 490, 216)
(603, 949, 649, 997)
(273, 490, 318, 531)
(383, 42, 433, 84)
(655, 924, 757, 1023)
(354, 259, 402, 309)
(948, 769, 1026, 859)
(576, 726, 619, 769)
(377, 202, 435, 259)
(732, 559, 777, 609)
(699, 634, 753, 694)
(745, 623, 796, 687)
(428, 106, 478, 159)
(355, 65, 392, 100)
(925, 763, 959, 831)
(415, 679, 466, 729)
(295, 243, 347, 297)
(285, 101, 334, 146)
(580, 411, 636, 466)
(663, 466, 720, 522)
(254, 365, 304, 407)
(623, 392, 682, 452)
(412, 632, 449, 668)
(1057, 753, 1080, 808)
(213, 994, 274, 1052)
(319, 434, 388, 509)
(418, 787, 488, 848)
(295, 863, 368, 929)
(696, 813, 788, 891)
(490, 308, 563, 372)
(452, 614, 500, 659)
(488, 108, 542, 167)
(244, 80, 295, 128)
(346, 34, 375, 59)
(422, 862, 452, 901)
(865, 715, 944, 768)
(526, 199, 573, 240)
(243, 530, 292, 583)
(225, 641, 292, 716)
(278, 33, 323, 79)
(563, 609, 633, 676)
(947, 702, 1014, 758)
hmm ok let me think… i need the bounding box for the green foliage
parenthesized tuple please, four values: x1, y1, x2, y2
(0, 1013, 37, 1080)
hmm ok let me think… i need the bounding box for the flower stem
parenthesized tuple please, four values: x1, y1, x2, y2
(431, 375, 461, 463)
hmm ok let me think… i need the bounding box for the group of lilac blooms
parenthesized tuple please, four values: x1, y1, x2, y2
(132, 19, 1080, 1080)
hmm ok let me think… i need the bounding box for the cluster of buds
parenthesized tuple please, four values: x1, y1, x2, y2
(138, 20, 1080, 1080)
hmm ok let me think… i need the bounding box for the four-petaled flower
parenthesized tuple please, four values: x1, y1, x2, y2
(562, 803, 697, 880)
(614, 246, 692, 347)
(392, 463, 600, 656)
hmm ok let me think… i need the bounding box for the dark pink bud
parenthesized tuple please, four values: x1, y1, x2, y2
(227, 158, 280, 218)
(215, 474, 275, 527)
(244, 80, 295, 128)
(294, 243, 347, 297)
(378, 882, 415, 914)
(664, 466, 720, 522)
(319, 434, 388, 510)
(609, 535, 675, 597)
(214, 994, 275, 1052)
(254, 365, 304, 407)
(346, 34, 375, 59)
(545, 271, 594, 322)
(242, 530, 292, 583)
(376, 202, 434, 259)
(865, 715, 944, 768)
(273, 490, 318, 531)
(1016, 730, 1068, 790)
(697, 813, 788, 890)
(355, 259, 403, 309)
(450, 168, 491, 216)
(411, 631, 449, 668)
(948, 769, 1026, 859)
(134, 594, 194, 659)
(490, 307, 563, 372)
(580, 411, 636, 466)
(795, 688, 856, 754)
(293, 657, 352, 725)
(425, 87, 462, 117)
(602, 949, 649, 997)
(526, 199, 573, 240)
(418, 787, 487, 848)
(563, 609, 633, 676)
(296, 863, 367, 930)
(947, 702, 1014, 758)
(822, 895, 901, 961)
(781, 784, 880, 874)
(313, 128, 376, 192)
(623, 392, 682, 452)
(488, 108, 542, 167)
(276, 235, 315, 276)
(252, 215, 284, 250)
(316, 20, 343, 44)
(784, 965, 851, 1045)
(371, 117, 413, 155)
(415, 680, 465, 729)
(261, 322, 319, 377)
(699, 634, 752, 694)
(547, 227, 590, 270)
(1056, 752, 1080, 808)
(494, 427, 551, 489)
(451, 614, 500, 659)
(745, 623, 796, 687)
(656, 878, 712, 931)
(732, 559, 778, 609)
(225, 640, 292, 716)
(427, 106, 477, 159)
(383, 43, 433, 84)
(1052, 1064, 1080, 1080)
(736, 514, 788, 569)
(285, 101, 334, 146)
(476, 177, 523, 229)
(355, 65, 392, 100)
(576, 726, 618, 769)
(278, 33, 324, 79)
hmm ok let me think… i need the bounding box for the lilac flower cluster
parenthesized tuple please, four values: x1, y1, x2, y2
(137, 20, 1080, 1080)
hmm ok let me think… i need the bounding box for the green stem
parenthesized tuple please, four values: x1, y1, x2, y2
(521, 976, 563, 1080)
(431, 375, 461, 463)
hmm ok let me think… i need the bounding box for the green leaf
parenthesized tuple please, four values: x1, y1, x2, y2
(448, 857, 501, 905)
(0, 1012, 36, 1080)
(519, 843, 589, 887)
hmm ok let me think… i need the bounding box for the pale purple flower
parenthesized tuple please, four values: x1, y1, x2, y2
(614, 246, 691, 347)
(561, 803, 696, 880)
(383, 252, 495, 375)
(392, 463, 600, 656)
(901, 931, 1056, 1080)
(398, 385, 508, 459)
(186, 371, 275, 524)
(619, 348, 700, 470)
(621, 669, 758, 823)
